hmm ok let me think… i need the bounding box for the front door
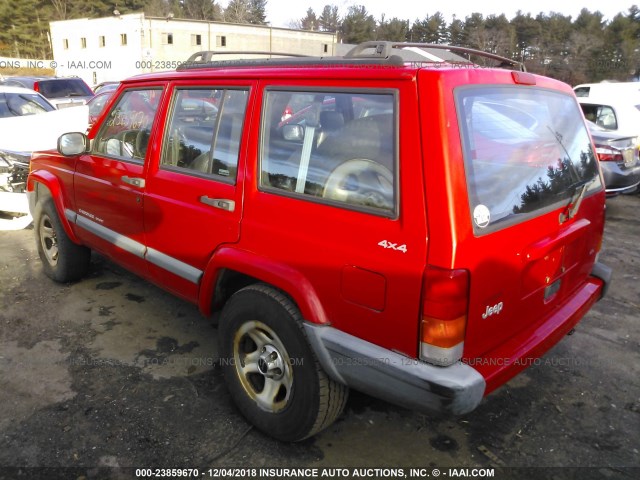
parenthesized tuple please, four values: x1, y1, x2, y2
(73, 86, 164, 276)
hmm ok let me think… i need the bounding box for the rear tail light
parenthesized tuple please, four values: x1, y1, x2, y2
(595, 146, 622, 162)
(420, 267, 469, 366)
(33, 82, 40, 92)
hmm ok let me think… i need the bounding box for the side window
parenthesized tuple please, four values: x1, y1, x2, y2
(93, 88, 162, 161)
(161, 88, 248, 182)
(260, 90, 396, 216)
(581, 104, 617, 130)
(595, 105, 617, 130)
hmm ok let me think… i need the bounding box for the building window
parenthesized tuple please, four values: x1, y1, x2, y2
(63, 39, 69, 50)
(80, 37, 87, 49)
(99, 36, 106, 47)
(216, 35, 226, 47)
(323, 44, 328, 53)
(162, 33, 173, 45)
(121, 33, 127, 46)
(191, 34, 202, 46)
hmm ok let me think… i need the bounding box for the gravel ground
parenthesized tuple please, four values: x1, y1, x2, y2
(0, 195, 638, 480)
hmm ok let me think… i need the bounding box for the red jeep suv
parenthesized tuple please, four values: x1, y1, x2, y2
(28, 42, 611, 442)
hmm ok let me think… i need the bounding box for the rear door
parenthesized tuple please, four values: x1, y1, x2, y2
(142, 81, 252, 301)
(450, 82, 604, 360)
(244, 78, 428, 357)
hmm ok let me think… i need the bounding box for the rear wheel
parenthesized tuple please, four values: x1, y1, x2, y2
(219, 284, 348, 442)
(34, 198, 90, 282)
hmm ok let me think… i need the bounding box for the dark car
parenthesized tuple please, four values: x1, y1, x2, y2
(0, 76, 94, 109)
(588, 120, 640, 195)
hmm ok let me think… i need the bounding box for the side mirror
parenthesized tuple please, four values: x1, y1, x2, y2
(282, 124, 304, 142)
(58, 132, 88, 156)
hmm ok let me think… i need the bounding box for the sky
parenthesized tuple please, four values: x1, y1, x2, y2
(228, 0, 637, 28)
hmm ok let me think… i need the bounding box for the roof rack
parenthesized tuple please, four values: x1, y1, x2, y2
(345, 41, 526, 72)
(176, 41, 524, 72)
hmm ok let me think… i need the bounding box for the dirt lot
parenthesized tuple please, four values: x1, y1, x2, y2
(0, 195, 638, 480)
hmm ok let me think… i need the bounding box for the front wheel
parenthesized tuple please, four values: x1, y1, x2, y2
(34, 198, 90, 282)
(218, 284, 348, 442)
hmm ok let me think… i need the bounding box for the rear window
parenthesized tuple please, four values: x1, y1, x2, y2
(37, 78, 93, 98)
(456, 86, 601, 234)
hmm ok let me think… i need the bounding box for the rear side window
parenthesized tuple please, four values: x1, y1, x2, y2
(456, 87, 601, 234)
(260, 90, 397, 216)
(161, 88, 248, 183)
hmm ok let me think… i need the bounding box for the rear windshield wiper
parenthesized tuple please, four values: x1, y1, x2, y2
(559, 178, 592, 223)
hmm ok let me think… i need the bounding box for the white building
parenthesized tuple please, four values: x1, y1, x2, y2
(49, 13, 337, 88)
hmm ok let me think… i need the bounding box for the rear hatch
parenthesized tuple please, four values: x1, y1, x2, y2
(452, 82, 604, 361)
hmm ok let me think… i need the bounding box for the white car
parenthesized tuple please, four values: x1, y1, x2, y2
(574, 82, 640, 138)
(0, 85, 56, 118)
(0, 86, 87, 228)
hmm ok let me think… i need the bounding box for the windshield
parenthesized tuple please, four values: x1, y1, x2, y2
(0, 92, 55, 117)
(456, 86, 602, 234)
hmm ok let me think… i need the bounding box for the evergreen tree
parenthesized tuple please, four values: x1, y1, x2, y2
(377, 16, 408, 42)
(300, 8, 318, 31)
(340, 5, 376, 44)
(318, 5, 339, 32)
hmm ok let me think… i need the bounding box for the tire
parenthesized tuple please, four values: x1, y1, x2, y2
(34, 198, 91, 282)
(218, 284, 348, 442)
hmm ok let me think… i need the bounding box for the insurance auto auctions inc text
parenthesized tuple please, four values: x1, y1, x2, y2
(199, 467, 495, 478)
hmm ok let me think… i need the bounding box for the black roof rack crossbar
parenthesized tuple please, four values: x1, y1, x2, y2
(345, 41, 526, 72)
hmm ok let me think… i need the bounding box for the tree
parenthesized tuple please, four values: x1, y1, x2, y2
(183, 0, 222, 21)
(483, 14, 514, 57)
(340, 5, 376, 44)
(377, 16, 408, 41)
(224, 0, 250, 24)
(300, 7, 318, 31)
(511, 11, 541, 62)
(410, 12, 447, 43)
(318, 4, 339, 32)
(448, 16, 466, 46)
(247, 0, 267, 25)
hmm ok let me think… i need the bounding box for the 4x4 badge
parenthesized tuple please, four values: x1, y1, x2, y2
(473, 205, 491, 228)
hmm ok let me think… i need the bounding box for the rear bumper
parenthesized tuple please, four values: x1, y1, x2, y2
(304, 323, 486, 416)
(473, 264, 609, 394)
(304, 262, 610, 415)
(601, 162, 640, 196)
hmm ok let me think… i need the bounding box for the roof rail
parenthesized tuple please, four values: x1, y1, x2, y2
(345, 41, 526, 72)
(176, 41, 524, 72)
(185, 50, 312, 63)
(176, 49, 404, 71)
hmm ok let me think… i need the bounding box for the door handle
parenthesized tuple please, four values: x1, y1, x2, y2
(200, 196, 235, 212)
(121, 176, 145, 188)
